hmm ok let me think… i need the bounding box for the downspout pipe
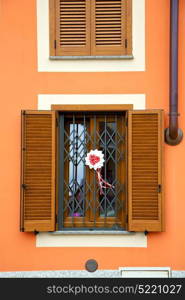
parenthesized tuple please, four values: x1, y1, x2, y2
(165, 0, 183, 145)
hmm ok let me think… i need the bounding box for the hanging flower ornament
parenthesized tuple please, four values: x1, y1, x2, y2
(85, 149, 114, 195)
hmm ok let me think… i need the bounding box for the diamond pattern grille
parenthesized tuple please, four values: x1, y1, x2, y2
(60, 113, 125, 229)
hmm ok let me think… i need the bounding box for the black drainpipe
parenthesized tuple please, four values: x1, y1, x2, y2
(165, 0, 183, 145)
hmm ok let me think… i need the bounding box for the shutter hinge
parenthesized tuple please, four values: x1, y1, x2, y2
(157, 184, 162, 193)
(54, 40, 57, 49)
(21, 184, 27, 190)
(125, 39, 128, 48)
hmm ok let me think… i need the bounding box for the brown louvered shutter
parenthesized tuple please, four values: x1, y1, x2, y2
(52, 0, 91, 56)
(20, 111, 56, 232)
(91, 0, 131, 56)
(127, 110, 164, 232)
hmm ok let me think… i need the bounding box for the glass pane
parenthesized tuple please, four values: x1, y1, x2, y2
(68, 122, 86, 217)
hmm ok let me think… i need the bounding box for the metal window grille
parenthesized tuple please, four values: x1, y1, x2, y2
(58, 112, 126, 230)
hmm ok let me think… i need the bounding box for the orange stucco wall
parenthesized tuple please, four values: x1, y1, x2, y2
(0, 0, 185, 271)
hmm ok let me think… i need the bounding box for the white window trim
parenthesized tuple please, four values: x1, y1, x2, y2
(38, 94, 146, 110)
(37, 0, 145, 72)
(36, 93, 147, 247)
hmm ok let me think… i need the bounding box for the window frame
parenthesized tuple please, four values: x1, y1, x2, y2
(49, 0, 133, 59)
(53, 104, 133, 231)
(57, 112, 126, 230)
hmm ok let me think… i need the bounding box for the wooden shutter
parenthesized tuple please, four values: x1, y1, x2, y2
(127, 110, 164, 232)
(91, 0, 132, 56)
(50, 0, 91, 56)
(20, 111, 56, 232)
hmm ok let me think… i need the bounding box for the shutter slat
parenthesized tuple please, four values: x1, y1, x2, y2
(91, 0, 131, 56)
(95, 0, 122, 47)
(55, 0, 91, 56)
(128, 110, 164, 232)
(20, 111, 56, 232)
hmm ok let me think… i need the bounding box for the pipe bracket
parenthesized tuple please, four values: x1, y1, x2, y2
(168, 112, 180, 116)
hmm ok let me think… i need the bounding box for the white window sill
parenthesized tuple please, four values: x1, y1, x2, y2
(36, 232, 147, 247)
(49, 55, 134, 60)
(51, 230, 135, 235)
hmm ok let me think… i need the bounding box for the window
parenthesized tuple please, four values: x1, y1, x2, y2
(20, 105, 164, 233)
(58, 112, 126, 229)
(49, 0, 132, 57)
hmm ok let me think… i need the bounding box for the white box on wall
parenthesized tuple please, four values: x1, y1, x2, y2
(119, 267, 171, 278)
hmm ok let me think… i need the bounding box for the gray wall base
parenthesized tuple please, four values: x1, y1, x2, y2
(0, 270, 120, 278)
(0, 270, 185, 278)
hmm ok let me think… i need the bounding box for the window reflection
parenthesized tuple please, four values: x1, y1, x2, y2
(99, 122, 116, 217)
(68, 123, 86, 217)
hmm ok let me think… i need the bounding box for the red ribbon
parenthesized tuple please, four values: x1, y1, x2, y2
(96, 168, 114, 195)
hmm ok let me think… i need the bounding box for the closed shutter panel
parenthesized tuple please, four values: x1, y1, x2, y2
(127, 110, 164, 232)
(91, 0, 131, 56)
(20, 111, 56, 232)
(54, 0, 91, 56)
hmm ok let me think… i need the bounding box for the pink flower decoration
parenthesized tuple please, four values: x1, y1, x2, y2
(85, 149, 104, 170)
(89, 154, 100, 166)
